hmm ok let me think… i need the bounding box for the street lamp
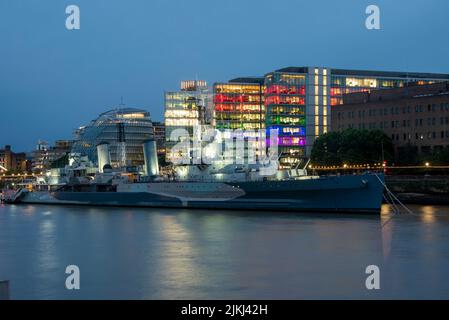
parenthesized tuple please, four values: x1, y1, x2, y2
(425, 162, 431, 177)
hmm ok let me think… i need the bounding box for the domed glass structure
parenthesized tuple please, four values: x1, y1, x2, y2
(71, 107, 154, 167)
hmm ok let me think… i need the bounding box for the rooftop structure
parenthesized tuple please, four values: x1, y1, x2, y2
(71, 107, 154, 167)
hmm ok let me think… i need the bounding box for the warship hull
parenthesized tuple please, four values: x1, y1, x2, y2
(13, 174, 385, 214)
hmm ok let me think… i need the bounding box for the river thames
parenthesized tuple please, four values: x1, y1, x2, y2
(1, 203, 449, 299)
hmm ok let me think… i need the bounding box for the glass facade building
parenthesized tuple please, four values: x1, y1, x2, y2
(213, 78, 265, 131)
(71, 107, 154, 167)
(161, 68, 449, 168)
(329, 69, 449, 106)
(164, 80, 213, 164)
(264, 71, 309, 166)
(213, 78, 266, 163)
(264, 67, 449, 167)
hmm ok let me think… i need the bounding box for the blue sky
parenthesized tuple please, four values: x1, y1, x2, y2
(1, 0, 449, 151)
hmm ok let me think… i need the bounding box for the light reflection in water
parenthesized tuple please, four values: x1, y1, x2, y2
(421, 206, 436, 224)
(36, 218, 57, 272)
(1, 204, 449, 299)
(155, 214, 204, 299)
(22, 205, 36, 215)
(380, 205, 394, 259)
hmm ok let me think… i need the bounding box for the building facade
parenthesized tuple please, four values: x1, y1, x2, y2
(164, 80, 213, 164)
(0, 145, 28, 172)
(31, 140, 50, 172)
(264, 69, 316, 166)
(212, 78, 266, 164)
(213, 78, 265, 131)
(161, 68, 449, 168)
(331, 82, 449, 156)
(264, 67, 449, 166)
(71, 107, 154, 167)
(152, 121, 166, 157)
(31, 140, 74, 172)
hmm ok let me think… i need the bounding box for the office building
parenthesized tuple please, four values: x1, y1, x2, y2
(152, 121, 166, 156)
(213, 78, 266, 164)
(162, 68, 449, 167)
(331, 81, 449, 156)
(71, 107, 154, 167)
(0, 145, 28, 172)
(213, 77, 265, 131)
(32, 140, 74, 171)
(264, 67, 449, 166)
(164, 80, 213, 164)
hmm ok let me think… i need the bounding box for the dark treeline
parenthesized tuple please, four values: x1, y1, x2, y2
(311, 128, 449, 166)
(396, 143, 449, 166)
(310, 129, 394, 166)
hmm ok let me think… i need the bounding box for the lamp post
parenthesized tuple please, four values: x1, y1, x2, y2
(425, 162, 430, 176)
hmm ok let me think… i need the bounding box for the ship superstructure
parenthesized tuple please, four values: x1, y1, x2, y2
(3, 138, 385, 214)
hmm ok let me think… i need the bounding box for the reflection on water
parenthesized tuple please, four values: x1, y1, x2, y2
(157, 215, 203, 299)
(421, 206, 437, 224)
(1, 204, 449, 299)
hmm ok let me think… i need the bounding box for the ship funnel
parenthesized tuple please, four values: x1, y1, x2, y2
(143, 139, 159, 177)
(96, 142, 111, 173)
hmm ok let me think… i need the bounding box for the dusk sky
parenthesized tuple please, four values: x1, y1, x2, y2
(1, 0, 449, 151)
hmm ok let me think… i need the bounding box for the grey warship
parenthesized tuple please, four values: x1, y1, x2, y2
(4, 140, 385, 214)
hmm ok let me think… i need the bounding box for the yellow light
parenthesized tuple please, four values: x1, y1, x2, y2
(425, 162, 430, 167)
(120, 113, 145, 119)
(343, 164, 348, 168)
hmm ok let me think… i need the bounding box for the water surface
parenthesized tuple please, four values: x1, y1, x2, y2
(1, 204, 449, 299)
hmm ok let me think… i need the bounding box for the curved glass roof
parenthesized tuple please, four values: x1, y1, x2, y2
(93, 108, 152, 125)
(71, 107, 154, 166)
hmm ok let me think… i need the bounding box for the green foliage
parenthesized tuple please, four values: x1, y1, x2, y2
(50, 153, 69, 168)
(311, 129, 394, 166)
(395, 143, 419, 166)
(427, 146, 449, 165)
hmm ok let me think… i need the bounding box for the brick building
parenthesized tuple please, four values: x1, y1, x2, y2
(332, 82, 449, 156)
(0, 145, 29, 172)
(32, 140, 74, 172)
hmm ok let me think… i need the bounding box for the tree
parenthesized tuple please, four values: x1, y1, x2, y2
(311, 129, 393, 166)
(396, 143, 419, 166)
(429, 146, 449, 165)
(310, 131, 342, 166)
(50, 153, 69, 168)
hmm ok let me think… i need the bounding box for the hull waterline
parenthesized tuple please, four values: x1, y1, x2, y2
(13, 174, 385, 214)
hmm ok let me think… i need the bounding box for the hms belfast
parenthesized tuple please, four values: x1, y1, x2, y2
(3, 107, 385, 213)
(4, 139, 385, 214)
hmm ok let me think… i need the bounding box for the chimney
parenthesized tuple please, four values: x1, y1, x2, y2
(96, 142, 111, 173)
(142, 139, 159, 177)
